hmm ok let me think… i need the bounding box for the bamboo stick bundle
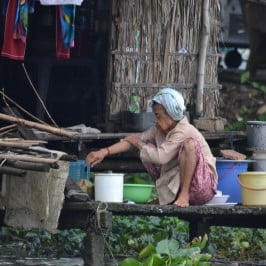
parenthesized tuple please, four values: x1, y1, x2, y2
(0, 113, 75, 138)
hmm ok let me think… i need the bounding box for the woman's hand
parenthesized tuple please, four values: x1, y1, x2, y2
(86, 149, 108, 167)
(124, 135, 144, 149)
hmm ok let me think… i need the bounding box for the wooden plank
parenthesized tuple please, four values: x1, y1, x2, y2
(62, 202, 266, 217)
(59, 200, 266, 255)
(33, 131, 245, 142)
(60, 202, 266, 229)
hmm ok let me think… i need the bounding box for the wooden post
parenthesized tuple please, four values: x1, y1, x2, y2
(189, 218, 210, 242)
(83, 209, 113, 266)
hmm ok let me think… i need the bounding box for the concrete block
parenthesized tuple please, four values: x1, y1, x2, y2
(193, 117, 227, 132)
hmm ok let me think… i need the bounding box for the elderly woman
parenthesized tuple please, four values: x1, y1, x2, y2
(86, 88, 218, 207)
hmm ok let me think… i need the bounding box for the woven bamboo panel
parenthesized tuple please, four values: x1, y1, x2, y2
(108, 0, 222, 124)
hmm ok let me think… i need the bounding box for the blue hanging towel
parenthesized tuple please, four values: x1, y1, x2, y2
(58, 5, 76, 49)
(13, 0, 29, 44)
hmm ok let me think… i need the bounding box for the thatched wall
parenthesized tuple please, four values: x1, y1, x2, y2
(107, 0, 222, 126)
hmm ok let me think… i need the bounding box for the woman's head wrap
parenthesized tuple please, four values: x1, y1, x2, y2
(152, 88, 186, 121)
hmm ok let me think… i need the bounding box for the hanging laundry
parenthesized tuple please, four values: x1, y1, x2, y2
(40, 0, 83, 6)
(58, 5, 75, 48)
(56, 5, 76, 60)
(13, 0, 29, 44)
(1, 0, 28, 60)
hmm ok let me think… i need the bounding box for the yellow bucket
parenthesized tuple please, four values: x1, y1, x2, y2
(238, 172, 266, 206)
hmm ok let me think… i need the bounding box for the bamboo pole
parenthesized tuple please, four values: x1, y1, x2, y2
(162, 1, 176, 83)
(0, 124, 17, 133)
(0, 154, 59, 164)
(0, 140, 47, 148)
(0, 113, 75, 138)
(196, 0, 210, 117)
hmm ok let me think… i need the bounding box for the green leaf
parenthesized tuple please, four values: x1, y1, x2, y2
(240, 71, 250, 84)
(190, 234, 208, 250)
(260, 85, 266, 92)
(121, 258, 142, 266)
(173, 247, 201, 259)
(143, 254, 166, 266)
(170, 259, 186, 266)
(251, 81, 260, 89)
(240, 241, 249, 248)
(139, 242, 156, 260)
(156, 239, 180, 256)
(197, 253, 212, 261)
(198, 262, 211, 266)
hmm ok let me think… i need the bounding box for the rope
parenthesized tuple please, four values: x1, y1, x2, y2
(96, 202, 119, 266)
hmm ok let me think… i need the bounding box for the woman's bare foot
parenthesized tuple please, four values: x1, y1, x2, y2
(173, 194, 189, 207)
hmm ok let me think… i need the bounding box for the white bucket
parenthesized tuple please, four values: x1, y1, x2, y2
(253, 151, 266, 171)
(94, 172, 124, 202)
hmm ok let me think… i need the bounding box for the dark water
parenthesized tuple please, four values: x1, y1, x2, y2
(0, 257, 84, 266)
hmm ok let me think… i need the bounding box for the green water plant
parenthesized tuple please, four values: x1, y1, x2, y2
(107, 216, 189, 256)
(208, 226, 266, 261)
(240, 71, 266, 93)
(0, 227, 85, 257)
(121, 235, 212, 266)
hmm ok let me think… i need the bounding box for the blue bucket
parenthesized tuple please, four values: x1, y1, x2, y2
(216, 159, 251, 203)
(68, 160, 90, 182)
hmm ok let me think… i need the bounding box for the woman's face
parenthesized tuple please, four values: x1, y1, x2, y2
(152, 103, 177, 133)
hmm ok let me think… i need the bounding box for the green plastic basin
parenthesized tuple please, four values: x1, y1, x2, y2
(123, 184, 155, 203)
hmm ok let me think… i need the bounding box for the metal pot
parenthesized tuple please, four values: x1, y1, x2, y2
(246, 121, 266, 150)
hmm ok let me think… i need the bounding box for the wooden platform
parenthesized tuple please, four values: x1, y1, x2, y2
(58, 201, 266, 266)
(59, 201, 266, 232)
(1, 201, 265, 265)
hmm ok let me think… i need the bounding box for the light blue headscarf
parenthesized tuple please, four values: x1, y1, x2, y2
(152, 88, 186, 121)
